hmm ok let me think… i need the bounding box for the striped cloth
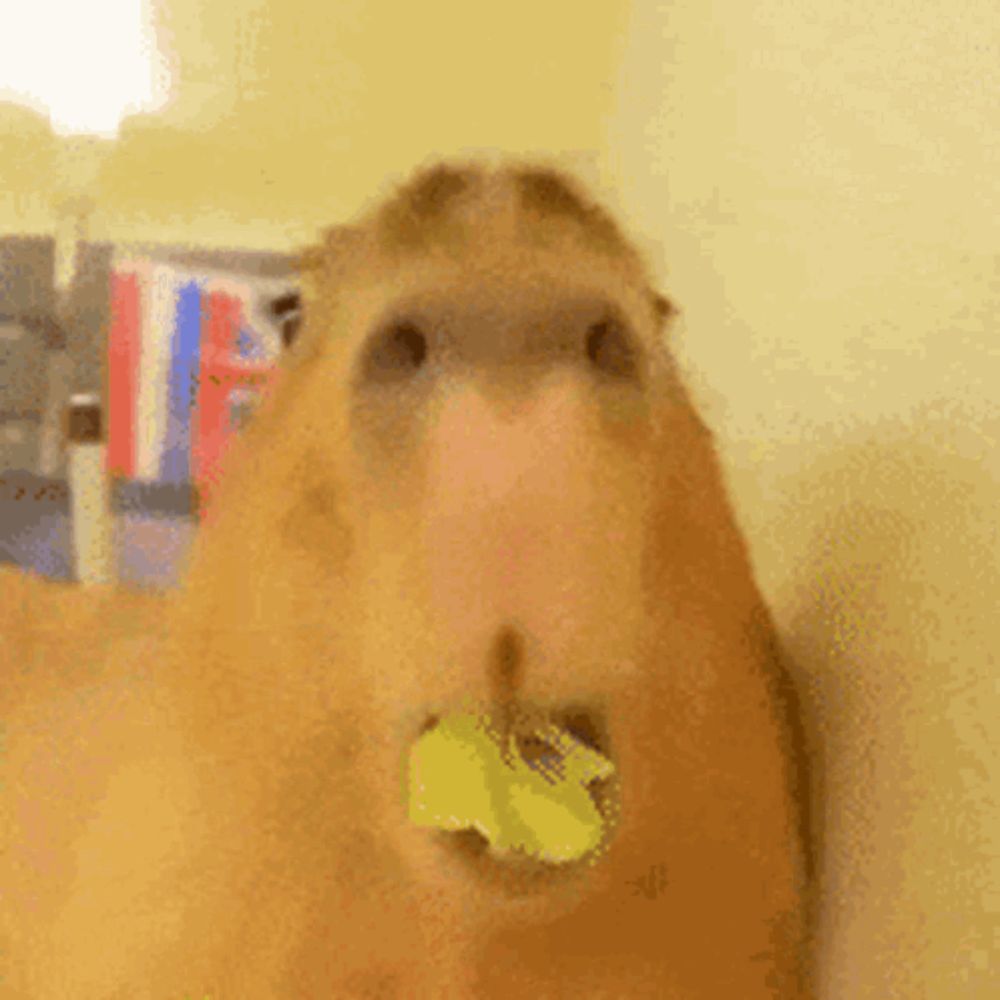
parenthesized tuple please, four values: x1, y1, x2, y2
(106, 256, 289, 517)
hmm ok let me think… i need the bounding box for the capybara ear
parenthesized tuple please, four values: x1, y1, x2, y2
(652, 291, 678, 324)
(267, 289, 302, 349)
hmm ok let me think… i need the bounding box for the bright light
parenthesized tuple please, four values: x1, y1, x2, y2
(0, 0, 169, 137)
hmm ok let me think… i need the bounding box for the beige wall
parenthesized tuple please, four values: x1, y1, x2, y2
(2, 0, 629, 251)
(610, 2, 998, 996)
(0, 103, 61, 235)
(2, 0, 996, 994)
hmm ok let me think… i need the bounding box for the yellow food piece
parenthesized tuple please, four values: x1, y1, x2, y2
(408, 713, 614, 863)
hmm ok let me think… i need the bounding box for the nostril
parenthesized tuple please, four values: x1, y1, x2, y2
(394, 323, 428, 367)
(445, 827, 492, 861)
(585, 318, 637, 380)
(362, 320, 429, 381)
(419, 714, 441, 736)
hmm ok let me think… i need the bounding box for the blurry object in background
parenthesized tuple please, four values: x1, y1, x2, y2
(0, 234, 109, 480)
(0, 318, 48, 416)
(0, 235, 56, 317)
(0, 472, 73, 580)
(52, 193, 94, 292)
(0, 470, 195, 589)
(66, 392, 113, 585)
(0, 235, 67, 478)
(106, 246, 297, 518)
(112, 479, 196, 589)
(191, 283, 279, 515)
(0, 238, 58, 441)
(0, 414, 41, 474)
(0, 238, 296, 587)
(37, 349, 73, 478)
(62, 239, 115, 397)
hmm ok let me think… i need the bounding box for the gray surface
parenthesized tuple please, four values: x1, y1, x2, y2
(0, 472, 198, 588)
(0, 473, 199, 517)
(0, 321, 47, 415)
(62, 241, 113, 397)
(0, 235, 55, 317)
(0, 415, 40, 473)
(0, 237, 58, 423)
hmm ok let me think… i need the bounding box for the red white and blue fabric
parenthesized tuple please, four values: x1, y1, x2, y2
(107, 259, 282, 515)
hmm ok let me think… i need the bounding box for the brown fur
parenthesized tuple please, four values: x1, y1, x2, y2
(0, 568, 164, 716)
(1, 160, 811, 997)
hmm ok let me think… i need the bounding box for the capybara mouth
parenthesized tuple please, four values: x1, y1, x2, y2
(550, 703, 612, 760)
(419, 701, 612, 759)
(410, 702, 619, 889)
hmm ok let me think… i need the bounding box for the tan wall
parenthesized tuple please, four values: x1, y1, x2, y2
(2, 0, 629, 251)
(0, 104, 61, 236)
(610, 2, 999, 996)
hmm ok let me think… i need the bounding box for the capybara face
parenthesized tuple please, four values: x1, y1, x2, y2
(1, 161, 811, 998)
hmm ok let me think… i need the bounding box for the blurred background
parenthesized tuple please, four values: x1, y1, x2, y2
(0, 0, 997, 995)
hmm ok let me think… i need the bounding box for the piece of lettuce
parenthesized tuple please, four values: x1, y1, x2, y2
(408, 713, 614, 863)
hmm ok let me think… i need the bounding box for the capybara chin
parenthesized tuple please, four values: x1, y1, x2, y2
(0, 160, 811, 998)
